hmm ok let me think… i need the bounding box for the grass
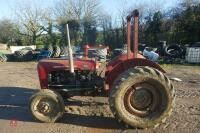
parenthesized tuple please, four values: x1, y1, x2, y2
(160, 64, 173, 69)
(0, 50, 11, 54)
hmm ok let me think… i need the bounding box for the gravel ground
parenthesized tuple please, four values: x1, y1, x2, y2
(0, 62, 199, 133)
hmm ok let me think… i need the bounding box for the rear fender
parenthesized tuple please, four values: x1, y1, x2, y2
(105, 58, 165, 91)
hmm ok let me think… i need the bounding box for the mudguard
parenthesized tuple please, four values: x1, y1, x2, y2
(105, 56, 165, 91)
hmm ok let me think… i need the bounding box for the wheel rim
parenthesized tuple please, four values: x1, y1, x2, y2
(130, 87, 152, 110)
(33, 98, 58, 117)
(124, 82, 160, 117)
(37, 101, 51, 114)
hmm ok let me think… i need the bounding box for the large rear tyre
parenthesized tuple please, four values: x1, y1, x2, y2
(15, 51, 26, 61)
(60, 46, 69, 57)
(44, 45, 53, 54)
(52, 45, 61, 58)
(29, 89, 65, 123)
(109, 66, 175, 128)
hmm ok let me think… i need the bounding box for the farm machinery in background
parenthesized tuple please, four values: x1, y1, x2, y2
(14, 47, 35, 61)
(0, 52, 7, 62)
(38, 44, 108, 62)
(29, 10, 175, 128)
(84, 44, 109, 62)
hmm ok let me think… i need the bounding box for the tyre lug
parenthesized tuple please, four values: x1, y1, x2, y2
(154, 123, 160, 128)
(162, 118, 167, 123)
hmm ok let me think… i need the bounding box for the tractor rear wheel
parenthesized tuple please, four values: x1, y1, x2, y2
(29, 89, 65, 123)
(109, 66, 175, 128)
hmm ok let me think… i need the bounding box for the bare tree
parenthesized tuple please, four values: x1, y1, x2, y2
(54, 0, 71, 24)
(118, 1, 129, 44)
(0, 19, 17, 44)
(54, 0, 100, 24)
(178, 0, 200, 10)
(98, 12, 112, 44)
(54, 0, 101, 45)
(69, 0, 85, 21)
(14, 1, 46, 45)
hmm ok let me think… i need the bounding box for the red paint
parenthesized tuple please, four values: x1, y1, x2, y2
(127, 16, 131, 59)
(84, 45, 90, 58)
(10, 119, 17, 127)
(133, 12, 139, 58)
(126, 10, 139, 59)
(38, 64, 48, 89)
(38, 58, 97, 89)
(105, 54, 165, 90)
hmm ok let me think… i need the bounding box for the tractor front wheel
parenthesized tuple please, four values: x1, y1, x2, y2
(29, 89, 65, 123)
(109, 66, 175, 128)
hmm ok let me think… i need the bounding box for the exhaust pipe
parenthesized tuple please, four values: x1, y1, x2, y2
(66, 24, 74, 73)
(133, 10, 139, 58)
(126, 9, 139, 59)
(126, 16, 131, 59)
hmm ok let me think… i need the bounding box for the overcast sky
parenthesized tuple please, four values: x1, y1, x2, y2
(0, 0, 179, 20)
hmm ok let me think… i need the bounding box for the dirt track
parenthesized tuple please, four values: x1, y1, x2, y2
(0, 62, 200, 133)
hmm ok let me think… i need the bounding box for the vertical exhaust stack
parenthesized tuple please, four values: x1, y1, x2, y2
(126, 9, 139, 59)
(126, 16, 131, 59)
(133, 10, 139, 58)
(66, 24, 74, 73)
(84, 44, 90, 58)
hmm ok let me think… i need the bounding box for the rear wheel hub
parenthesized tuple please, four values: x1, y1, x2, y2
(130, 88, 153, 110)
(37, 102, 51, 114)
(124, 83, 159, 117)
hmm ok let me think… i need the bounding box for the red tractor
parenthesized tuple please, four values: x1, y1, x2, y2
(29, 10, 175, 128)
